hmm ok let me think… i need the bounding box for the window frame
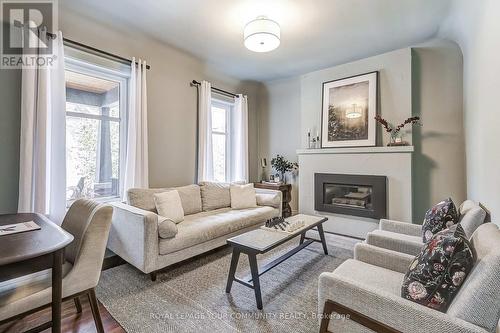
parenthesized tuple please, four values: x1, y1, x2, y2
(64, 55, 130, 204)
(211, 98, 233, 182)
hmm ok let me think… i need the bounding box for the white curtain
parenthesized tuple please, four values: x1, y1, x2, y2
(123, 58, 149, 196)
(231, 94, 249, 182)
(197, 80, 214, 182)
(18, 29, 67, 223)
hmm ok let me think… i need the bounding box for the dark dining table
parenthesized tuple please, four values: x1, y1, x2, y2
(0, 213, 74, 333)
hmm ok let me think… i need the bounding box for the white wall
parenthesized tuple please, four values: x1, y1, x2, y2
(60, 8, 261, 188)
(439, 0, 500, 222)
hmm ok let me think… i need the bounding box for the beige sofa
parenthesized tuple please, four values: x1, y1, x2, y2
(107, 183, 282, 280)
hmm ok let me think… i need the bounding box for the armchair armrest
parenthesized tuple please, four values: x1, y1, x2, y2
(354, 243, 414, 274)
(379, 219, 422, 237)
(318, 272, 489, 333)
(107, 202, 159, 273)
(255, 188, 282, 217)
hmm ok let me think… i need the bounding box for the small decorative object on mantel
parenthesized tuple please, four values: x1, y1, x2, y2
(374, 114, 422, 146)
(270, 155, 298, 184)
(307, 129, 321, 148)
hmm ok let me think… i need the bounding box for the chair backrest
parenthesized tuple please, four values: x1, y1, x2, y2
(60, 199, 113, 294)
(458, 200, 486, 239)
(447, 223, 500, 332)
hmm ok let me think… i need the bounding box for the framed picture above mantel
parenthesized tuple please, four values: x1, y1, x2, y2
(321, 71, 378, 148)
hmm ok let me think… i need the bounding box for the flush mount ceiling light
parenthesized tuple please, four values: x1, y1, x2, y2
(244, 16, 280, 53)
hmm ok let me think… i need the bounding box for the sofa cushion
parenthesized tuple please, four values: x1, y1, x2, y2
(366, 229, 424, 256)
(154, 190, 184, 223)
(230, 183, 257, 209)
(158, 217, 178, 239)
(199, 182, 231, 211)
(127, 185, 202, 216)
(459, 205, 486, 239)
(332, 259, 405, 296)
(256, 192, 281, 209)
(175, 184, 202, 215)
(422, 198, 459, 242)
(127, 188, 169, 212)
(447, 223, 500, 332)
(402, 224, 476, 312)
(159, 206, 278, 255)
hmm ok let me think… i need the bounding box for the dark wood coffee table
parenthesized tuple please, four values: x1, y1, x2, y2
(225, 214, 328, 309)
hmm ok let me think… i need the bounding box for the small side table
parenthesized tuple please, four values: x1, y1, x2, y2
(254, 182, 292, 218)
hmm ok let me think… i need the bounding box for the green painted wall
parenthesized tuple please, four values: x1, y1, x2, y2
(0, 59, 21, 213)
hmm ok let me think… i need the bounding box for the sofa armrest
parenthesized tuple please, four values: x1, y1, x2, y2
(255, 188, 282, 216)
(354, 243, 414, 274)
(107, 202, 159, 273)
(380, 219, 422, 237)
(318, 271, 489, 333)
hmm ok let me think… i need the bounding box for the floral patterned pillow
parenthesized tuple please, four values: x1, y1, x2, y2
(402, 224, 476, 312)
(422, 198, 459, 242)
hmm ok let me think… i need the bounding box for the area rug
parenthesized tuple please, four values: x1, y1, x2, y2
(96, 233, 357, 333)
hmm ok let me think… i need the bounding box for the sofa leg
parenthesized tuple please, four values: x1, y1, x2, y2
(150, 271, 157, 281)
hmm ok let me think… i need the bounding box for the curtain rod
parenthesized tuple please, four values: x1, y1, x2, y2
(190, 80, 239, 98)
(45, 32, 151, 70)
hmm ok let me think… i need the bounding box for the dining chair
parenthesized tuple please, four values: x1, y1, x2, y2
(0, 199, 113, 333)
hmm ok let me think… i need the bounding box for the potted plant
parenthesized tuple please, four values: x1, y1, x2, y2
(271, 155, 298, 184)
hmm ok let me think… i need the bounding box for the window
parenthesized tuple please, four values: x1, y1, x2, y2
(211, 99, 232, 182)
(65, 57, 128, 206)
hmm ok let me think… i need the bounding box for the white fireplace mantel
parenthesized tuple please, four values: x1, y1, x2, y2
(296, 146, 414, 155)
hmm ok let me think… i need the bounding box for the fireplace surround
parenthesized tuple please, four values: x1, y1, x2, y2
(314, 173, 387, 219)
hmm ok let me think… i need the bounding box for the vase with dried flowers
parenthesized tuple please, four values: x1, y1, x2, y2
(374, 115, 422, 146)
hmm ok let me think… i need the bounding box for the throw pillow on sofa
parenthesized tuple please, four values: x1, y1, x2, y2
(199, 182, 231, 211)
(230, 183, 257, 209)
(402, 224, 475, 312)
(153, 190, 184, 223)
(422, 198, 459, 242)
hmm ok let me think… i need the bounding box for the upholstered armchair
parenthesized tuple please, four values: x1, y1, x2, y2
(366, 200, 486, 256)
(0, 199, 113, 333)
(318, 223, 500, 333)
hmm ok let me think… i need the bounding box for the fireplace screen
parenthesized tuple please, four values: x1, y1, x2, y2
(315, 173, 386, 219)
(324, 184, 373, 210)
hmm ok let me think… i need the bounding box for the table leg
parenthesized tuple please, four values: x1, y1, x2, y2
(52, 249, 64, 333)
(299, 232, 306, 245)
(225, 248, 240, 293)
(317, 224, 329, 255)
(248, 253, 263, 310)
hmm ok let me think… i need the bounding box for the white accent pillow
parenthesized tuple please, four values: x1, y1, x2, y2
(230, 184, 257, 209)
(153, 190, 184, 223)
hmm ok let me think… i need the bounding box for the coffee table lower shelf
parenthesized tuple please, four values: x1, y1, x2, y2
(225, 215, 328, 310)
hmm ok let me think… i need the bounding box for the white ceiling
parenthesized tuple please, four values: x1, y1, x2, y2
(61, 0, 452, 82)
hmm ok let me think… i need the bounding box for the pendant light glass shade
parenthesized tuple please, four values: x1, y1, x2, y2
(244, 16, 280, 53)
(345, 104, 363, 119)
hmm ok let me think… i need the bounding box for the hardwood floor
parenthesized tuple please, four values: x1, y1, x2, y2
(0, 295, 125, 333)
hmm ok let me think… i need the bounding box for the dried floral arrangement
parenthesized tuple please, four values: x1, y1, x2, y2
(374, 114, 421, 133)
(374, 114, 422, 145)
